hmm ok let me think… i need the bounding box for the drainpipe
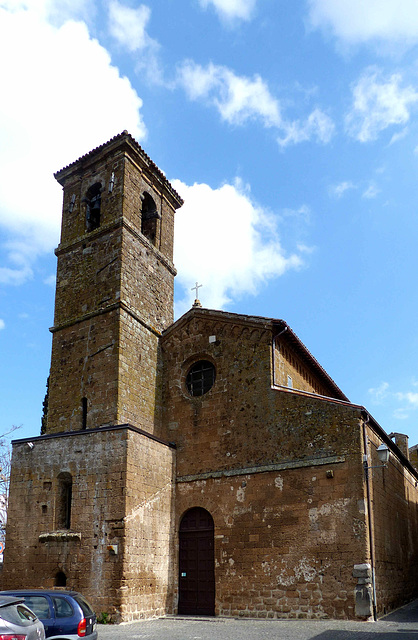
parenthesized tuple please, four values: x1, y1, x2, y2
(272, 326, 288, 386)
(362, 412, 377, 621)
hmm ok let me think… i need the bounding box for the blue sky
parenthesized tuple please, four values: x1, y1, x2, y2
(2, 0, 418, 448)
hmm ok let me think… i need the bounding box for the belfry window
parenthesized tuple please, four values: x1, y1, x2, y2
(56, 472, 72, 530)
(186, 360, 216, 397)
(85, 182, 102, 232)
(141, 192, 160, 245)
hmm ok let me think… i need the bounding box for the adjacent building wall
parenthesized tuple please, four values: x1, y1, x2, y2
(3, 426, 175, 622)
(365, 424, 418, 616)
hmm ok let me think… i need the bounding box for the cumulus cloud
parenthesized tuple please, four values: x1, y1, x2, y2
(171, 178, 303, 315)
(198, 0, 257, 22)
(108, 1, 162, 81)
(177, 61, 281, 127)
(0, 319, 5, 331)
(345, 68, 418, 142)
(0, 2, 146, 285)
(307, 0, 418, 48)
(177, 61, 334, 145)
(108, 1, 151, 51)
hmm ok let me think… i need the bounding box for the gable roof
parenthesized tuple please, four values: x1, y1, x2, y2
(163, 306, 349, 402)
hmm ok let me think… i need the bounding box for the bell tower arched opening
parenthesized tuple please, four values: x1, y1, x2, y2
(141, 191, 160, 245)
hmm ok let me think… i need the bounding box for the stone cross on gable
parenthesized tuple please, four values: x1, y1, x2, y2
(191, 282, 202, 298)
(191, 282, 202, 308)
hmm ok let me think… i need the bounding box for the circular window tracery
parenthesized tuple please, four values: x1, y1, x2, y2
(186, 360, 216, 397)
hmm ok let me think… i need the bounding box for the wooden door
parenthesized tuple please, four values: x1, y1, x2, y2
(178, 507, 215, 616)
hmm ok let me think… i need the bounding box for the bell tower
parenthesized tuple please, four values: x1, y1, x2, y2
(46, 131, 183, 435)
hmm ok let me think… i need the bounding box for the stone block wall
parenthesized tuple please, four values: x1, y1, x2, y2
(176, 456, 365, 619)
(162, 310, 369, 618)
(3, 426, 176, 622)
(48, 311, 120, 433)
(117, 309, 163, 433)
(4, 430, 126, 612)
(120, 430, 176, 620)
(365, 425, 418, 616)
(122, 153, 176, 267)
(273, 339, 339, 397)
(162, 312, 363, 477)
(53, 217, 123, 330)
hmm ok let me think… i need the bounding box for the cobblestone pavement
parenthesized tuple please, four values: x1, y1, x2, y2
(97, 600, 418, 640)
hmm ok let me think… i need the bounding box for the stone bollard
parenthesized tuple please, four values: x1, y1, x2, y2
(353, 563, 373, 618)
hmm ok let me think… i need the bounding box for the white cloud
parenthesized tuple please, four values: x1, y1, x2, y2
(177, 61, 281, 128)
(0, 0, 93, 24)
(177, 61, 334, 145)
(308, 0, 418, 48)
(0, 241, 35, 286)
(389, 128, 408, 145)
(393, 408, 409, 420)
(362, 183, 380, 199)
(277, 108, 335, 147)
(0, 319, 5, 331)
(345, 68, 418, 142)
(171, 178, 303, 315)
(329, 181, 356, 198)
(198, 0, 257, 22)
(108, 1, 162, 81)
(108, 1, 151, 51)
(397, 391, 418, 407)
(0, 3, 146, 285)
(368, 380, 418, 432)
(44, 274, 57, 287)
(282, 205, 311, 221)
(368, 381, 389, 404)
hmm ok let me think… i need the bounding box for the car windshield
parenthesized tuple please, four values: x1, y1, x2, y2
(74, 595, 94, 617)
(0, 603, 38, 626)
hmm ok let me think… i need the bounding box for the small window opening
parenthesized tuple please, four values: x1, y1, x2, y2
(55, 571, 67, 587)
(82, 397, 87, 430)
(85, 182, 102, 232)
(287, 375, 293, 388)
(141, 192, 160, 245)
(56, 472, 72, 530)
(186, 360, 216, 397)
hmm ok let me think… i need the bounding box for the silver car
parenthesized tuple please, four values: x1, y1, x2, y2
(0, 594, 45, 639)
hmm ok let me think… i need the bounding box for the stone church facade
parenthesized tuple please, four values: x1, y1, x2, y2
(3, 132, 418, 621)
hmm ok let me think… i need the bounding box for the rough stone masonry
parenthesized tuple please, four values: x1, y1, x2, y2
(3, 132, 418, 622)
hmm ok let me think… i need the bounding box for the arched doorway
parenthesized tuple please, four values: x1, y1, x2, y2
(178, 507, 215, 616)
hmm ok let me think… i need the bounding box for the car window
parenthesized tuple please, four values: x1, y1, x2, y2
(17, 604, 37, 622)
(74, 594, 94, 617)
(0, 603, 35, 627)
(52, 596, 74, 618)
(24, 596, 50, 619)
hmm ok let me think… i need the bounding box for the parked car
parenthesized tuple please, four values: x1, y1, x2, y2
(0, 594, 45, 639)
(0, 590, 97, 640)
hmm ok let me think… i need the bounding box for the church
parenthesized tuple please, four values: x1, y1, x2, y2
(3, 131, 418, 621)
